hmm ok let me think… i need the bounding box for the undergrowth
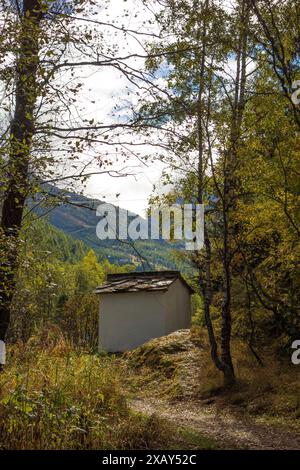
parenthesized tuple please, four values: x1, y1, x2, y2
(126, 327, 300, 428)
(0, 327, 217, 449)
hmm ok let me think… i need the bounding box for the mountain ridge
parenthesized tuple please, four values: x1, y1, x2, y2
(30, 184, 187, 271)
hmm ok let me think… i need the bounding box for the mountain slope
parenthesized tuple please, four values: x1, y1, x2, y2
(31, 185, 190, 271)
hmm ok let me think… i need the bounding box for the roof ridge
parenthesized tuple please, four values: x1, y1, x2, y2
(107, 270, 180, 279)
(96, 270, 195, 294)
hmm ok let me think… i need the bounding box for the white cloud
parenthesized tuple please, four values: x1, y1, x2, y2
(72, 0, 166, 216)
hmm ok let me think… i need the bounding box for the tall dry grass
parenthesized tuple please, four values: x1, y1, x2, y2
(0, 326, 174, 450)
(196, 333, 300, 426)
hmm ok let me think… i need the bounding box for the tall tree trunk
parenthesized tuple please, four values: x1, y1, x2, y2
(0, 1, 42, 367)
(220, 0, 248, 385)
(194, 0, 226, 378)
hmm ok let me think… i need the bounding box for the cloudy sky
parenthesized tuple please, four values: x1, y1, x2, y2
(58, 0, 236, 216)
(72, 0, 167, 217)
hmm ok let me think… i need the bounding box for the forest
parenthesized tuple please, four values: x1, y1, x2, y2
(0, 0, 299, 453)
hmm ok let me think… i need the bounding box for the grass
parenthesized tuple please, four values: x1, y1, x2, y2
(127, 412, 219, 450)
(0, 327, 217, 450)
(0, 342, 126, 449)
(3, 325, 297, 449)
(125, 329, 201, 399)
(126, 327, 300, 429)
(175, 427, 219, 449)
(196, 338, 300, 427)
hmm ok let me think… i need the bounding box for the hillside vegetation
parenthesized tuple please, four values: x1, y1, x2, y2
(1, 327, 299, 450)
(31, 185, 189, 272)
(127, 329, 300, 429)
(0, 330, 218, 450)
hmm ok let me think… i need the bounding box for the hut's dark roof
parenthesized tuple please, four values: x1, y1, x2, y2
(95, 271, 194, 294)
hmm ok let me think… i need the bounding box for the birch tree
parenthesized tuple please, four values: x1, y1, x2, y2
(137, 0, 251, 385)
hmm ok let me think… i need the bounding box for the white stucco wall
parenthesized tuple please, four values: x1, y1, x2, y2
(99, 290, 166, 352)
(164, 279, 191, 334)
(98, 280, 192, 352)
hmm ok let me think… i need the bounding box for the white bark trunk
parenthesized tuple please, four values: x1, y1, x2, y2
(0, 340, 6, 365)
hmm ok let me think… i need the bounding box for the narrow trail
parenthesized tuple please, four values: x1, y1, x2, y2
(130, 397, 300, 450)
(126, 330, 300, 450)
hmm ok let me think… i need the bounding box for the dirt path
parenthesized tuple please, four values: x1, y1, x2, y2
(130, 397, 300, 450)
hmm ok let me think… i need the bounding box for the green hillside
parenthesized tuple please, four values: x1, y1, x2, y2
(30, 185, 192, 272)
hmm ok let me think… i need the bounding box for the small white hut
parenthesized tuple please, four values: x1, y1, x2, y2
(96, 271, 194, 352)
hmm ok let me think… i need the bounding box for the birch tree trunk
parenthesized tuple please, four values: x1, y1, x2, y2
(220, 0, 248, 385)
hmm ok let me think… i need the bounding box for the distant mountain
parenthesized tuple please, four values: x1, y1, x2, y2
(29, 184, 190, 272)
